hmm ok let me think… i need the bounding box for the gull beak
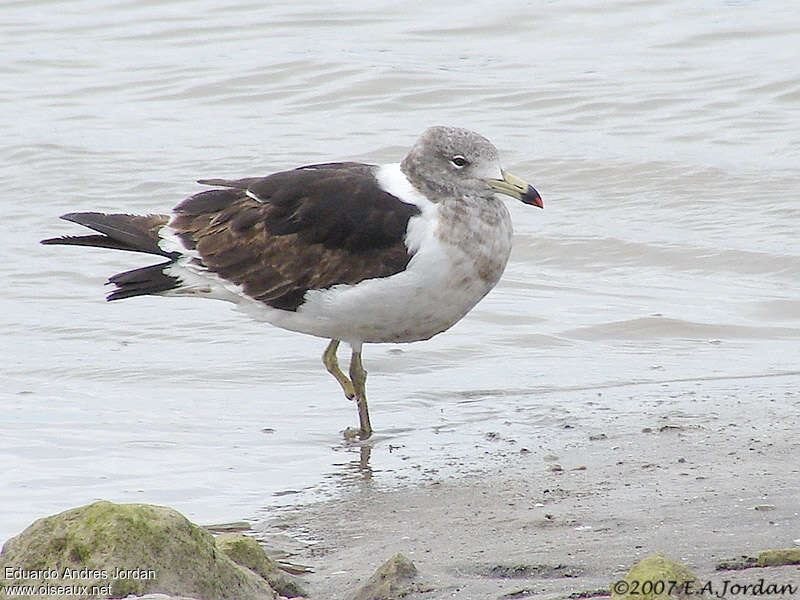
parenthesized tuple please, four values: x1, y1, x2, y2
(487, 170, 543, 208)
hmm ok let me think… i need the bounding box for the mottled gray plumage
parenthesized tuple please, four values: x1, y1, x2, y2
(400, 126, 504, 201)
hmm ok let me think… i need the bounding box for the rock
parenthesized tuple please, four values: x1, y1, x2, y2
(215, 533, 306, 598)
(757, 548, 800, 567)
(611, 553, 699, 600)
(203, 522, 252, 534)
(714, 555, 758, 571)
(483, 563, 583, 578)
(0, 500, 277, 600)
(349, 553, 418, 600)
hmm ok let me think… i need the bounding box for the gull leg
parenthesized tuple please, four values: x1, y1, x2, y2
(346, 348, 372, 440)
(322, 339, 355, 400)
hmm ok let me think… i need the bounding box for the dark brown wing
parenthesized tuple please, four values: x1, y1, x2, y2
(171, 163, 422, 311)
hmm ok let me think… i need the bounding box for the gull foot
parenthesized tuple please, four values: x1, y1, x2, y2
(343, 426, 372, 441)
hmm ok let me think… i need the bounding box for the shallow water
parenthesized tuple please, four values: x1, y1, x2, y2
(2, 0, 799, 542)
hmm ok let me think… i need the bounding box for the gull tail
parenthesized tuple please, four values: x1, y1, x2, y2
(41, 212, 183, 301)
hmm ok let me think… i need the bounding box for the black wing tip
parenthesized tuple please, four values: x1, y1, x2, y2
(40, 234, 104, 246)
(59, 211, 102, 223)
(105, 289, 134, 301)
(197, 178, 253, 190)
(60, 211, 153, 222)
(104, 261, 181, 302)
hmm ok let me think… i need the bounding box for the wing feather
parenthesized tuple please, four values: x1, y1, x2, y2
(171, 163, 421, 311)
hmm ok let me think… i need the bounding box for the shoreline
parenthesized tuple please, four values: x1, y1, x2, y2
(2, 377, 798, 599)
(256, 382, 800, 598)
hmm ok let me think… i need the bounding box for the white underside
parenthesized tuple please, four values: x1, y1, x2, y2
(158, 163, 510, 346)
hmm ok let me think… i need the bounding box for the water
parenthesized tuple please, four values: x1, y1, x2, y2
(2, 0, 799, 543)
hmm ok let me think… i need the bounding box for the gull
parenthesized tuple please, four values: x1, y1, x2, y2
(41, 126, 542, 440)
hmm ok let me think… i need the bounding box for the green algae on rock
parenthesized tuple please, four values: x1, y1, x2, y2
(611, 553, 699, 600)
(757, 548, 800, 567)
(0, 500, 277, 600)
(215, 533, 306, 598)
(350, 553, 421, 600)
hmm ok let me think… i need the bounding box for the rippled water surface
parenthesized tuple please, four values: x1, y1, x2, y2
(2, 0, 799, 542)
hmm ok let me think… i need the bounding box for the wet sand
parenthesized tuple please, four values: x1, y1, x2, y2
(256, 376, 800, 598)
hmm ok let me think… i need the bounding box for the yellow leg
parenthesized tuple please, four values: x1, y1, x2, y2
(322, 339, 355, 400)
(347, 350, 372, 440)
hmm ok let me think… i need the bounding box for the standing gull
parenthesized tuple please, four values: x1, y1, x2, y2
(41, 126, 542, 440)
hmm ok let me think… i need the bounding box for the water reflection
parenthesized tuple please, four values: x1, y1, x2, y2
(328, 444, 374, 486)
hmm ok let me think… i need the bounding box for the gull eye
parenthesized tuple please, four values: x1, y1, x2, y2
(450, 155, 469, 168)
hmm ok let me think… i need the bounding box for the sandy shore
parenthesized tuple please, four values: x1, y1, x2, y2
(256, 377, 800, 598)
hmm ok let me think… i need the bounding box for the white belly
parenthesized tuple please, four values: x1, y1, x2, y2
(235, 210, 511, 345)
(284, 244, 494, 344)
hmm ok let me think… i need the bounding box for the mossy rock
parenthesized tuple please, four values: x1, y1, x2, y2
(757, 548, 800, 567)
(350, 553, 419, 600)
(611, 553, 699, 600)
(0, 500, 276, 600)
(215, 533, 306, 598)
